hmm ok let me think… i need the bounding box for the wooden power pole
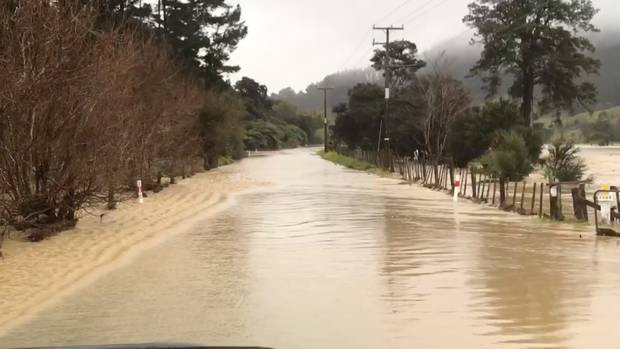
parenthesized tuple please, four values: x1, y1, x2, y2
(373, 25, 403, 170)
(317, 87, 333, 152)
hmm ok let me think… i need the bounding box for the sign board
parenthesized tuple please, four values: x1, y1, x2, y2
(598, 185, 614, 223)
(599, 184, 613, 202)
(550, 186, 558, 198)
(385, 88, 390, 100)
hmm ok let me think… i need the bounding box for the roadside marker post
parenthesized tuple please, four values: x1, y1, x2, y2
(453, 174, 461, 202)
(137, 179, 144, 204)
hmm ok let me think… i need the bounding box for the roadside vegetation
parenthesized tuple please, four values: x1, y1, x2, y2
(320, 152, 376, 171)
(543, 140, 589, 183)
(331, 0, 600, 201)
(0, 0, 321, 245)
(319, 151, 390, 177)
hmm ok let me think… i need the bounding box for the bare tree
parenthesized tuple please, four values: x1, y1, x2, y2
(397, 59, 470, 185)
(0, 1, 211, 240)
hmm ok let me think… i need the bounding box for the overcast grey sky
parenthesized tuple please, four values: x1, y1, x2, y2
(227, 0, 619, 93)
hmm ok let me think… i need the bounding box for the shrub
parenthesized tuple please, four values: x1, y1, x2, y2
(481, 130, 533, 182)
(543, 139, 587, 182)
(481, 131, 534, 205)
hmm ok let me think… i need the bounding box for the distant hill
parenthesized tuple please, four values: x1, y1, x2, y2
(425, 29, 620, 108)
(275, 29, 620, 114)
(270, 68, 382, 114)
(536, 106, 620, 143)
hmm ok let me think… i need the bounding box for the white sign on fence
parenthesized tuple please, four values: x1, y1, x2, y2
(550, 186, 558, 198)
(598, 184, 614, 224)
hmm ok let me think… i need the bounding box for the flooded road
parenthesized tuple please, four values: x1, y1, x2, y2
(2, 148, 620, 348)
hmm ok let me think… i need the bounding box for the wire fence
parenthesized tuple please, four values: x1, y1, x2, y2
(335, 148, 601, 223)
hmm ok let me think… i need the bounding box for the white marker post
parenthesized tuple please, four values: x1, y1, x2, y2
(137, 179, 144, 204)
(453, 174, 461, 202)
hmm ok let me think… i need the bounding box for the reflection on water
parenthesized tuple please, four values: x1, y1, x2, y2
(2, 148, 620, 348)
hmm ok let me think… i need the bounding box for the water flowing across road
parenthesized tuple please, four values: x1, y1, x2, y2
(2, 148, 620, 348)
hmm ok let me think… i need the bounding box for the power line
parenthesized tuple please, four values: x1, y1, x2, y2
(392, 0, 439, 25)
(338, 0, 415, 71)
(339, 30, 373, 71)
(403, 0, 453, 26)
(375, 0, 412, 24)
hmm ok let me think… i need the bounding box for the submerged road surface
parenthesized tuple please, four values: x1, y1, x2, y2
(2, 148, 620, 348)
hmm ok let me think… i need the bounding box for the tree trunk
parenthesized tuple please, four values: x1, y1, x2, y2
(499, 178, 506, 207)
(521, 68, 535, 126)
(106, 182, 116, 210)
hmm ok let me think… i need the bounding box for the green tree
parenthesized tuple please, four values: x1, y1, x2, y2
(371, 40, 426, 88)
(448, 98, 532, 166)
(481, 130, 534, 205)
(199, 90, 245, 169)
(270, 101, 322, 143)
(158, 0, 247, 85)
(235, 77, 273, 119)
(463, 0, 600, 123)
(333, 84, 384, 150)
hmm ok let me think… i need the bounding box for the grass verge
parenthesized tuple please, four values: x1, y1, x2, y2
(318, 151, 390, 176)
(218, 156, 235, 167)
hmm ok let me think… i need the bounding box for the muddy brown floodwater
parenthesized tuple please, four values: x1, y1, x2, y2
(1, 148, 620, 348)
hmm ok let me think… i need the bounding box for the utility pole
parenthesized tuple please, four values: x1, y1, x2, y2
(318, 87, 333, 153)
(373, 25, 403, 171)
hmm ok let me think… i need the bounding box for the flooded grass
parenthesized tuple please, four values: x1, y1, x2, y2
(319, 151, 390, 176)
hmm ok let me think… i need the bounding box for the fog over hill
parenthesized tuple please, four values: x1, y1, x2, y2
(273, 28, 620, 115)
(270, 68, 382, 115)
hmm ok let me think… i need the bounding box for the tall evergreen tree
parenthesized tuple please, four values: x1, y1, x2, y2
(463, 0, 600, 124)
(370, 40, 426, 88)
(157, 0, 248, 85)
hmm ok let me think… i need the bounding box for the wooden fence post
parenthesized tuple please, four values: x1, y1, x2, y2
(558, 184, 563, 219)
(470, 167, 477, 199)
(539, 183, 544, 218)
(549, 184, 563, 220)
(519, 182, 526, 213)
(437, 164, 444, 189)
(530, 182, 537, 215)
(512, 182, 518, 209)
(463, 167, 469, 197)
(449, 162, 455, 192)
(571, 184, 588, 221)
(504, 182, 510, 207)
